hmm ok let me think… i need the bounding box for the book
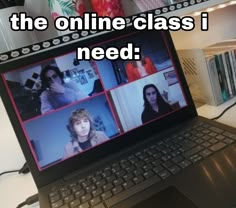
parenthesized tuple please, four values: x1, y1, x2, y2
(225, 50, 236, 95)
(214, 54, 229, 102)
(221, 52, 233, 97)
(205, 56, 224, 105)
(204, 45, 236, 100)
(230, 49, 236, 94)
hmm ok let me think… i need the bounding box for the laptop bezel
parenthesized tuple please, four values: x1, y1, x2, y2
(0, 26, 197, 188)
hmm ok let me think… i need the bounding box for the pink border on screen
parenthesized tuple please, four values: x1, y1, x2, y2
(1, 30, 189, 171)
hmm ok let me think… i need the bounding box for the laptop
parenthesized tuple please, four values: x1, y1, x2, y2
(1, 25, 236, 208)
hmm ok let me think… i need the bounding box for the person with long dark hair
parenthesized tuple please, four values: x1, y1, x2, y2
(64, 108, 109, 158)
(141, 84, 172, 124)
(40, 65, 87, 113)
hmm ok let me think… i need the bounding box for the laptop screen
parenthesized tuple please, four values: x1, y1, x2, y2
(1, 30, 188, 171)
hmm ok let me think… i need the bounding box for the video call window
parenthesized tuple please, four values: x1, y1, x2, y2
(2, 30, 188, 170)
(109, 70, 187, 132)
(4, 53, 103, 121)
(96, 31, 173, 90)
(24, 94, 119, 169)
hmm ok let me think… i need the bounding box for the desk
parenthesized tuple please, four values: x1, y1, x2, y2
(197, 97, 236, 128)
(0, 97, 38, 208)
(0, 97, 236, 208)
(0, 173, 38, 208)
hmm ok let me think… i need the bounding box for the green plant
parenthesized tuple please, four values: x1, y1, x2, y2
(48, 0, 75, 16)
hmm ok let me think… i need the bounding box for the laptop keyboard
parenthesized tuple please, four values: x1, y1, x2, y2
(48, 122, 236, 208)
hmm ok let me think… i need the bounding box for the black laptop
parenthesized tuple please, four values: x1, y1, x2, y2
(1, 25, 236, 208)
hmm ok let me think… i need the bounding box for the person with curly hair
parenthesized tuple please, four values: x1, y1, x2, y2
(40, 65, 87, 113)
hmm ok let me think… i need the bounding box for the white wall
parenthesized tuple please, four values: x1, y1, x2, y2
(4, 65, 42, 90)
(171, 4, 236, 50)
(55, 52, 99, 95)
(20, 66, 42, 89)
(4, 71, 21, 83)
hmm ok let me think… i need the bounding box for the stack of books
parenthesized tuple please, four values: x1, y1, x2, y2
(203, 40, 236, 105)
(177, 39, 236, 106)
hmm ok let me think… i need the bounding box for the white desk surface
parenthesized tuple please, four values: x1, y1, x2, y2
(197, 96, 236, 128)
(0, 97, 236, 208)
(0, 173, 38, 208)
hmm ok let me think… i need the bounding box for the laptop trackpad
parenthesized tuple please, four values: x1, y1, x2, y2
(131, 186, 198, 208)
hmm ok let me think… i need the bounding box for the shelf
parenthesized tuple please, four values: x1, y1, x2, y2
(123, 0, 234, 17)
(0, 0, 235, 63)
(164, 0, 234, 17)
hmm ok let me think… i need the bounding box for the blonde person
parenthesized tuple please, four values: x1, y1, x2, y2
(64, 108, 109, 158)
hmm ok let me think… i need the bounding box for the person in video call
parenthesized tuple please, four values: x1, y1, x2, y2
(125, 54, 158, 82)
(64, 108, 109, 158)
(40, 65, 87, 113)
(141, 84, 172, 124)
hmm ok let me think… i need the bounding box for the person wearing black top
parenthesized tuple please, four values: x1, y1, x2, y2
(141, 84, 172, 124)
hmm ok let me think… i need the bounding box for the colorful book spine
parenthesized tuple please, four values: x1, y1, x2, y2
(214, 54, 229, 101)
(206, 56, 224, 105)
(225, 51, 236, 96)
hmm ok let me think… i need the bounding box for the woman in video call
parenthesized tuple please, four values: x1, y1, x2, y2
(64, 108, 109, 158)
(141, 84, 172, 124)
(40, 65, 87, 113)
(125, 55, 158, 82)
